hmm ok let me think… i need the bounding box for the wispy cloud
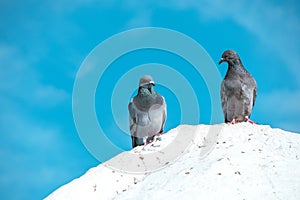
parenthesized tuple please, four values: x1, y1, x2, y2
(120, 0, 300, 86)
(126, 11, 152, 28)
(120, 1, 153, 29)
(137, 0, 300, 132)
(0, 102, 70, 199)
(0, 44, 69, 107)
(226, 1, 300, 86)
(255, 89, 300, 132)
(165, 0, 300, 85)
(0, 43, 71, 199)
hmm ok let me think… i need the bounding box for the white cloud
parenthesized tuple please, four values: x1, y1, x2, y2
(0, 96, 74, 199)
(125, 11, 152, 28)
(255, 89, 300, 132)
(147, 0, 300, 133)
(120, 1, 153, 29)
(0, 42, 73, 198)
(34, 85, 69, 107)
(0, 44, 69, 107)
(0, 111, 62, 150)
(164, 0, 300, 86)
(259, 90, 300, 114)
(227, 1, 300, 86)
(120, 0, 300, 86)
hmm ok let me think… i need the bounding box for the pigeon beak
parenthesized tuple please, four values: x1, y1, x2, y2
(218, 58, 225, 65)
(149, 80, 155, 86)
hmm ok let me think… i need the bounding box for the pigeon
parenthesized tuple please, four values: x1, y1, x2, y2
(128, 75, 167, 148)
(218, 50, 257, 124)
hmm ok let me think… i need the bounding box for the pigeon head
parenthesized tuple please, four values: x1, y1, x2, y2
(139, 75, 155, 87)
(138, 75, 156, 95)
(218, 50, 242, 66)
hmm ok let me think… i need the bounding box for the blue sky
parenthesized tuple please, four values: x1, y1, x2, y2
(0, 0, 299, 199)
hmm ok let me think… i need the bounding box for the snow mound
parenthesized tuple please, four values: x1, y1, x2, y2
(45, 123, 300, 200)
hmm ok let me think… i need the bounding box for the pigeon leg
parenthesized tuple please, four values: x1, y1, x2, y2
(245, 116, 257, 124)
(227, 118, 237, 124)
(153, 131, 164, 142)
(140, 142, 149, 151)
(142, 134, 163, 150)
(140, 137, 154, 150)
(154, 135, 162, 142)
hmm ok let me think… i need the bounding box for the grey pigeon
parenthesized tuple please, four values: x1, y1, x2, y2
(128, 75, 167, 148)
(219, 50, 257, 124)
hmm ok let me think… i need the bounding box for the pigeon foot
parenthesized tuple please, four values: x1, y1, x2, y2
(141, 133, 164, 150)
(227, 118, 238, 124)
(245, 116, 257, 124)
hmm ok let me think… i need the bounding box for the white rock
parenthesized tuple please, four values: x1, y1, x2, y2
(45, 123, 300, 200)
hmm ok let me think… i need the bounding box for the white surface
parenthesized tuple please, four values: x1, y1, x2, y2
(45, 123, 300, 200)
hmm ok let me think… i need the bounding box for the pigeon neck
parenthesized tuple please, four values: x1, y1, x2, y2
(138, 87, 157, 98)
(135, 88, 158, 111)
(228, 59, 246, 73)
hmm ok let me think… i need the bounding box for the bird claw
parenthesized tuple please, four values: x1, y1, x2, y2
(155, 135, 162, 141)
(141, 133, 163, 150)
(227, 119, 237, 124)
(154, 131, 164, 141)
(141, 142, 151, 151)
(227, 117, 257, 125)
(245, 116, 257, 124)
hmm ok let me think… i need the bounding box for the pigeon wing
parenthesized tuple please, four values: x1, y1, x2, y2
(128, 100, 137, 137)
(252, 81, 257, 107)
(160, 97, 167, 133)
(220, 81, 227, 122)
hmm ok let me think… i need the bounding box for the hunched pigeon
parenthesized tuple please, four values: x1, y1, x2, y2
(219, 50, 257, 124)
(128, 75, 167, 148)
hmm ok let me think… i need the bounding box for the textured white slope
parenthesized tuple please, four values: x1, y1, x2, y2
(45, 123, 300, 200)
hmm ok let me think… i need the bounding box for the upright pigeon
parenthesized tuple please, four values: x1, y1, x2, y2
(128, 75, 167, 148)
(219, 50, 257, 124)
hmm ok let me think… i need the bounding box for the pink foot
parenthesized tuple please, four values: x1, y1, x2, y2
(245, 116, 257, 124)
(143, 133, 163, 149)
(227, 118, 237, 124)
(141, 142, 150, 151)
